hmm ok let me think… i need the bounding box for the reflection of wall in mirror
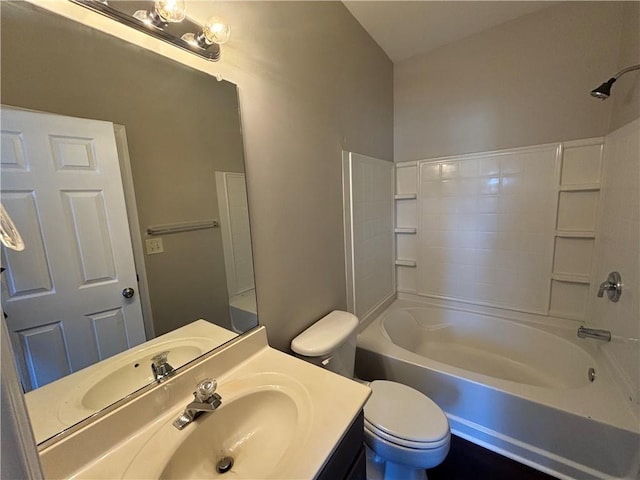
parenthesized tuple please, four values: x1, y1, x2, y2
(0, 2, 248, 338)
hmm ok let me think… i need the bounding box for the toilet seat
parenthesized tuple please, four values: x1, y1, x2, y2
(364, 380, 449, 450)
(364, 419, 450, 450)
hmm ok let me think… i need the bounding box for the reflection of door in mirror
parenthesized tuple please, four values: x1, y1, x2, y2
(1, 107, 146, 391)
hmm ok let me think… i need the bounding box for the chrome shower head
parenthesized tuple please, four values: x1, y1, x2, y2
(590, 64, 640, 100)
(590, 78, 616, 100)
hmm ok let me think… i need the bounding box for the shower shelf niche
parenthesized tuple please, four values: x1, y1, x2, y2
(559, 184, 600, 192)
(550, 138, 604, 320)
(394, 227, 417, 234)
(551, 273, 591, 285)
(395, 162, 419, 292)
(395, 259, 417, 268)
(394, 193, 417, 200)
(555, 231, 596, 239)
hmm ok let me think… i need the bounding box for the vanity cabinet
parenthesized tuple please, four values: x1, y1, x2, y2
(317, 411, 366, 480)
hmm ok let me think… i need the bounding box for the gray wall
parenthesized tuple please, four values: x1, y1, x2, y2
(6, 1, 395, 352)
(198, 2, 395, 350)
(609, 1, 640, 132)
(394, 2, 627, 162)
(1, 3, 246, 336)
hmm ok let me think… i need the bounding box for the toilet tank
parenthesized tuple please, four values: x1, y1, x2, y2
(290, 311, 359, 378)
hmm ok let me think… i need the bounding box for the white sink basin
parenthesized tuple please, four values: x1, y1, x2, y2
(124, 373, 313, 479)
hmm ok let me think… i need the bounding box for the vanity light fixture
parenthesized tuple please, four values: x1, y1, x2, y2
(69, 0, 230, 62)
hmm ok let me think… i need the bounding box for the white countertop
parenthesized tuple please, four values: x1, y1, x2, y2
(39, 326, 371, 479)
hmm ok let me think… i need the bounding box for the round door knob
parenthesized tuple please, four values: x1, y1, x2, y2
(122, 287, 135, 299)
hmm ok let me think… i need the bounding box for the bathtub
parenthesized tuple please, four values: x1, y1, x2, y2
(356, 298, 640, 480)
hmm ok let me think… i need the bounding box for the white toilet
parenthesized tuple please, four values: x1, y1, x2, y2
(291, 311, 450, 480)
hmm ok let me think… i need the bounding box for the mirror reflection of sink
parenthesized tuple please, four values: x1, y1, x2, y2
(26, 321, 237, 444)
(81, 342, 203, 410)
(61, 336, 218, 418)
(125, 373, 313, 480)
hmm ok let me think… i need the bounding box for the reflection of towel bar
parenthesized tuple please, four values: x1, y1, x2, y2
(147, 220, 219, 236)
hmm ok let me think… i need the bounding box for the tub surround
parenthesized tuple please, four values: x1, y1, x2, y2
(393, 138, 606, 323)
(357, 298, 639, 480)
(39, 326, 370, 479)
(591, 119, 640, 408)
(341, 131, 639, 478)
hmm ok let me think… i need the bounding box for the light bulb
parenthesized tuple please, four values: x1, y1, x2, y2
(154, 0, 186, 23)
(134, 0, 186, 27)
(203, 16, 230, 45)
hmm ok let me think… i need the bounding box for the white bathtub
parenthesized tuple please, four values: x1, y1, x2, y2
(356, 299, 640, 480)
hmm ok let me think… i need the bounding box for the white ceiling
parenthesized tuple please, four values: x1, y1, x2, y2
(343, 1, 555, 62)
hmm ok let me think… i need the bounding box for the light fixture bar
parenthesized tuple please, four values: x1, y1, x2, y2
(69, 0, 221, 61)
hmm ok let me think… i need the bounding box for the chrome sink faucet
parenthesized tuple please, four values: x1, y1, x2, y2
(173, 378, 222, 430)
(151, 351, 174, 381)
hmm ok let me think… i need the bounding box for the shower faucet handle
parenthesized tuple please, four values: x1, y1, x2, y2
(597, 271, 622, 302)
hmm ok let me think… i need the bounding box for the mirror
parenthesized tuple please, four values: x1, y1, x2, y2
(0, 1, 257, 444)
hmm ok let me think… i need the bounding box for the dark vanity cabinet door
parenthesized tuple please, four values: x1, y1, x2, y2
(317, 411, 366, 480)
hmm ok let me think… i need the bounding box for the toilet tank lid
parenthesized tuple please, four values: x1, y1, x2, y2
(291, 311, 358, 357)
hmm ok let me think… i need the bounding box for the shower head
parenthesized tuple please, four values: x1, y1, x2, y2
(590, 78, 616, 99)
(590, 64, 640, 100)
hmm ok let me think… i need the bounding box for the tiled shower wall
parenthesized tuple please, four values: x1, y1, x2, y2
(417, 145, 558, 314)
(343, 152, 394, 321)
(396, 138, 605, 320)
(590, 119, 640, 405)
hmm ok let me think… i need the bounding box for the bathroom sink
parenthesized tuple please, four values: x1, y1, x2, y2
(38, 327, 371, 480)
(124, 373, 313, 479)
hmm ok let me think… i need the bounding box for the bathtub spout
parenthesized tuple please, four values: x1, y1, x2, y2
(577, 326, 611, 342)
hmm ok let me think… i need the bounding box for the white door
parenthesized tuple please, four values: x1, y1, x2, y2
(1, 107, 146, 391)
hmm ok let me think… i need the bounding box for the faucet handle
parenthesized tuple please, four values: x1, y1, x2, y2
(151, 351, 175, 381)
(194, 378, 218, 402)
(151, 351, 170, 366)
(597, 271, 622, 302)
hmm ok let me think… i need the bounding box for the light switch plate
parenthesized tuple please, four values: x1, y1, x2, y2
(145, 238, 164, 255)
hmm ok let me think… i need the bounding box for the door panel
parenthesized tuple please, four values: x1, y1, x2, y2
(61, 190, 116, 284)
(1, 191, 53, 297)
(17, 322, 71, 389)
(1, 108, 145, 391)
(88, 308, 129, 360)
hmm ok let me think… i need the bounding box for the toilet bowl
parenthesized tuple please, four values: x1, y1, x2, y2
(363, 380, 450, 479)
(291, 311, 450, 480)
